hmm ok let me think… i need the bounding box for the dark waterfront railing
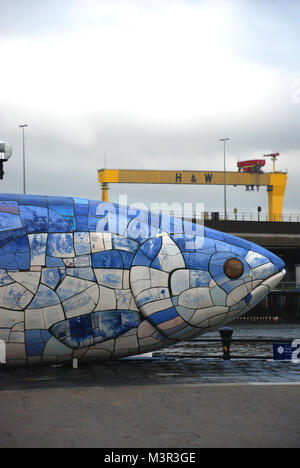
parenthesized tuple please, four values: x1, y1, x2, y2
(159, 211, 300, 223)
(153, 330, 295, 361)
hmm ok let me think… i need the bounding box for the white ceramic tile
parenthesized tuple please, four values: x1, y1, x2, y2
(150, 268, 169, 288)
(74, 255, 91, 267)
(94, 268, 123, 289)
(9, 331, 24, 343)
(137, 320, 157, 339)
(170, 269, 189, 296)
(103, 232, 112, 250)
(261, 269, 286, 291)
(123, 270, 130, 289)
(84, 348, 112, 359)
(18, 290, 34, 310)
(129, 296, 139, 311)
(43, 336, 73, 356)
(175, 305, 194, 321)
(130, 266, 150, 283)
(25, 308, 46, 330)
(56, 276, 95, 301)
(189, 306, 228, 327)
(29, 233, 48, 266)
(0, 309, 24, 329)
(116, 289, 132, 309)
(247, 284, 269, 308)
(0, 283, 28, 310)
(63, 290, 97, 318)
(114, 333, 139, 351)
(178, 287, 213, 310)
(142, 298, 173, 316)
(210, 285, 227, 306)
(94, 285, 116, 311)
(252, 262, 277, 280)
(43, 304, 65, 329)
(9, 272, 41, 294)
(226, 284, 250, 306)
(0, 269, 14, 286)
(131, 278, 151, 297)
(86, 284, 100, 305)
(90, 233, 105, 252)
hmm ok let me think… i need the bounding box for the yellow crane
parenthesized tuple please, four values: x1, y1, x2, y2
(98, 168, 287, 222)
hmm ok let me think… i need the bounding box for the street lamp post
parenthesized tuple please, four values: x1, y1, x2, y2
(220, 138, 230, 220)
(19, 124, 28, 194)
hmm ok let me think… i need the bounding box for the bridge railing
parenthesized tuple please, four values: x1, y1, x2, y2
(159, 211, 300, 223)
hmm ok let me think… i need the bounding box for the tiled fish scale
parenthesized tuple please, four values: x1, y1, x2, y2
(0, 194, 286, 367)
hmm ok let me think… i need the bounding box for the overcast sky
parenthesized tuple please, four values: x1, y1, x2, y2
(0, 0, 300, 216)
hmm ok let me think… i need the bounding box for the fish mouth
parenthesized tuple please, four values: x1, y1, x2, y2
(260, 268, 286, 291)
(246, 268, 286, 310)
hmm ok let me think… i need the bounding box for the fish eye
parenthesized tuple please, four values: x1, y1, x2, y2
(224, 258, 244, 279)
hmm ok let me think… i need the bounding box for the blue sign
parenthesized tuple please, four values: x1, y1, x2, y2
(273, 343, 300, 361)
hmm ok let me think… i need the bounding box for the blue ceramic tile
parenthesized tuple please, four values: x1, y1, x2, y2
(119, 251, 134, 269)
(47, 233, 74, 258)
(42, 268, 60, 289)
(183, 253, 210, 270)
(0, 228, 26, 248)
(29, 233, 47, 265)
(151, 256, 162, 270)
(48, 209, 72, 233)
(0, 201, 19, 214)
(66, 267, 96, 281)
(0, 236, 30, 269)
(92, 250, 123, 268)
(76, 216, 89, 231)
(205, 227, 225, 241)
(121, 310, 141, 328)
(112, 235, 139, 253)
(69, 315, 94, 348)
(98, 310, 124, 340)
(132, 250, 152, 267)
(46, 256, 65, 267)
(88, 216, 108, 232)
(230, 245, 249, 258)
(20, 205, 48, 233)
(26, 330, 51, 356)
(223, 232, 252, 250)
(19, 195, 48, 207)
(0, 194, 19, 201)
(28, 284, 60, 309)
(148, 307, 178, 326)
(0, 212, 23, 232)
(251, 243, 285, 270)
(139, 237, 162, 259)
(190, 270, 211, 287)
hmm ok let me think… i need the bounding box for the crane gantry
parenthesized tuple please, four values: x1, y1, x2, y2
(98, 166, 287, 222)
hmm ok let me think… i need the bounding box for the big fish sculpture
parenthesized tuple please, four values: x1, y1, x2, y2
(0, 194, 285, 367)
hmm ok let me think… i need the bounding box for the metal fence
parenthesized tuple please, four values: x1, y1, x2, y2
(160, 211, 300, 223)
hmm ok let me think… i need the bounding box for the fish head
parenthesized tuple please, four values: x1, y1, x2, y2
(168, 228, 286, 333)
(130, 228, 286, 340)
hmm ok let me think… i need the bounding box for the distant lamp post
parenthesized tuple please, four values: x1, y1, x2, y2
(0, 141, 12, 180)
(19, 124, 28, 194)
(220, 138, 230, 220)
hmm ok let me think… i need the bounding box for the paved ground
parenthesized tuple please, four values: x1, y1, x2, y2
(1, 358, 300, 448)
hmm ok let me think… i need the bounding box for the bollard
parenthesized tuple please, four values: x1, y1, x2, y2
(219, 327, 234, 360)
(72, 358, 78, 369)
